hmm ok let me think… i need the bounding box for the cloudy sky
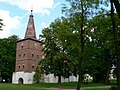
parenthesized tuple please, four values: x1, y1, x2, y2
(0, 0, 67, 39)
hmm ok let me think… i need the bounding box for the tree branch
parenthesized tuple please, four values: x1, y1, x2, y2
(113, 0, 120, 18)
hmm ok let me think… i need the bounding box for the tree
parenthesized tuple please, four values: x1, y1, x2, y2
(84, 12, 116, 84)
(40, 17, 78, 84)
(39, 1, 119, 89)
(110, 0, 120, 90)
(0, 35, 18, 82)
(62, 0, 103, 90)
(98, 0, 120, 89)
(33, 66, 42, 83)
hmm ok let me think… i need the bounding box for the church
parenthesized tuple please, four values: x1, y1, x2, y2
(12, 10, 43, 84)
(12, 10, 78, 84)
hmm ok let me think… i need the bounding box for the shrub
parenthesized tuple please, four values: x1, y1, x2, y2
(109, 86, 117, 90)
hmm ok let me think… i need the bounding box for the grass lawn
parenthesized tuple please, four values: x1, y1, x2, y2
(0, 82, 111, 90)
(0, 83, 46, 90)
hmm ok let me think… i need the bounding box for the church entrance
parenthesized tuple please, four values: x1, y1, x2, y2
(18, 78, 23, 84)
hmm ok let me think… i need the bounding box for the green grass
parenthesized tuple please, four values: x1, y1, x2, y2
(0, 82, 111, 90)
(0, 83, 40, 90)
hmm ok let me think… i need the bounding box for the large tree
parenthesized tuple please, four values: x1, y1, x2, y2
(39, 1, 119, 89)
(84, 12, 117, 84)
(0, 35, 18, 82)
(62, 0, 104, 90)
(110, 0, 120, 90)
(40, 18, 76, 84)
(97, 0, 120, 89)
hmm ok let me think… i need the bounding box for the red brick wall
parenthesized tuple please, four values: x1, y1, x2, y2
(15, 39, 43, 72)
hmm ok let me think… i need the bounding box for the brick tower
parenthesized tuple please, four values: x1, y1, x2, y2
(12, 10, 43, 84)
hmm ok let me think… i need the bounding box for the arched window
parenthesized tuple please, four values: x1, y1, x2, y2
(18, 65, 20, 69)
(32, 54, 34, 57)
(37, 55, 39, 58)
(23, 65, 25, 68)
(21, 43, 23, 48)
(32, 65, 34, 69)
(19, 54, 21, 58)
(23, 54, 25, 58)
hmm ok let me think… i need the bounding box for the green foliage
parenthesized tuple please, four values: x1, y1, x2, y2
(38, 0, 120, 87)
(40, 18, 78, 82)
(0, 18, 4, 31)
(33, 66, 42, 83)
(0, 35, 18, 82)
(63, 0, 118, 85)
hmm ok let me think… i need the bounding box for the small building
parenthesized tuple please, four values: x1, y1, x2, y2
(12, 10, 43, 84)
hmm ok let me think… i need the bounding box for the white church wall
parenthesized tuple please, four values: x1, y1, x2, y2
(12, 71, 35, 84)
(12, 72, 78, 84)
(43, 74, 78, 83)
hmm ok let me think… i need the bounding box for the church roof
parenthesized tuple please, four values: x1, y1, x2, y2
(24, 10, 36, 39)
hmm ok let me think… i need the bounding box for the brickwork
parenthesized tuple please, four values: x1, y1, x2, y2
(15, 39, 43, 72)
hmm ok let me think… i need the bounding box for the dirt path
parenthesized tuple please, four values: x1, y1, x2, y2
(44, 86, 111, 90)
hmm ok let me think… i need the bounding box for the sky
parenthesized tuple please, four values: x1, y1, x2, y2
(0, 0, 67, 39)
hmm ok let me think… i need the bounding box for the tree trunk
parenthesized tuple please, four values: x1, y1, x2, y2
(76, 65, 82, 90)
(110, 0, 120, 90)
(113, 0, 120, 18)
(76, 1, 84, 90)
(58, 75, 61, 85)
(117, 50, 120, 90)
(104, 65, 111, 85)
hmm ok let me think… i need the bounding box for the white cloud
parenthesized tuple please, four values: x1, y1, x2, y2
(0, 0, 54, 15)
(0, 9, 20, 38)
(53, 2, 61, 8)
(41, 22, 48, 28)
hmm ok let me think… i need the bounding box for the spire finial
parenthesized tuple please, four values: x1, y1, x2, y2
(31, 9, 33, 15)
(31, 5, 33, 15)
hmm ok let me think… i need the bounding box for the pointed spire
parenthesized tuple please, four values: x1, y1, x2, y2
(24, 10, 36, 39)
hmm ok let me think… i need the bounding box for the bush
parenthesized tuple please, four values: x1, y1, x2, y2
(109, 86, 117, 90)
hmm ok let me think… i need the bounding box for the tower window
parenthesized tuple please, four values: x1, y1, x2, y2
(23, 54, 25, 58)
(37, 55, 39, 58)
(18, 65, 20, 69)
(19, 54, 21, 58)
(21, 46, 23, 48)
(32, 65, 34, 69)
(21, 43, 24, 48)
(32, 54, 34, 57)
(23, 65, 25, 68)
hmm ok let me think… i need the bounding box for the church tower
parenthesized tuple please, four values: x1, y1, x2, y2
(12, 10, 43, 84)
